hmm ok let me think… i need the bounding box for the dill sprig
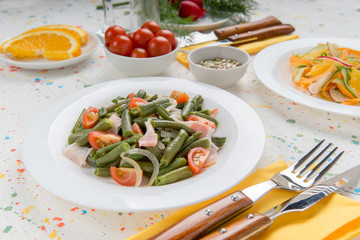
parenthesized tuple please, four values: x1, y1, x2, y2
(159, 0, 257, 25)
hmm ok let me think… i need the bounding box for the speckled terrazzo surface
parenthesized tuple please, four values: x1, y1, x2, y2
(0, 0, 359, 239)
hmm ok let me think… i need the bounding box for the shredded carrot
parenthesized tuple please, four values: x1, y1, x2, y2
(290, 42, 360, 105)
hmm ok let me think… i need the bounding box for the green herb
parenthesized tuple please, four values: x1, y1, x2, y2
(159, 0, 257, 25)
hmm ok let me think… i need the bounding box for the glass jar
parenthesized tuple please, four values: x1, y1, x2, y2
(129, 0, 160, 30)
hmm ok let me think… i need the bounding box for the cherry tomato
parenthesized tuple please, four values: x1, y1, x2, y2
(147, 36, 172, 57)
(187, 115, 216, 129)
(88, 131, 122, 150)
(141, 21, 161, 34)
(170, 90, 189, 104)
(128, 93, 135, 98)
(110, 166, 140, 186)
(187, 147, 210, 174)
(155, 29, 177, 50)
(105, 25, 126, 46)
(131, 28, 154, 49)
(130, 48, 148, 58)
(109, 35, 133, 56)
(129, 97, 148, 110)
(131, 123, 144, 135)
(82, 107, 99, 129)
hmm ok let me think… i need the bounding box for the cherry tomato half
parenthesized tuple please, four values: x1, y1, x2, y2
(110, 166, 140, 186)
(129, 97, 148, 110)
(105, 25, 126, 46)
(170, 90, 189, 104)
(109, 35, 133, 56)
(130, 48, 148, 58)
(88, 131, 122, 150)
(155, 29, 177, 50)
(131, 28, 154, 49)
(187, 147, 210, 174)
(141, 20, 161, 34)
(131, 123, 144, 135)
(187, 115, 216, 129)
(82, 107, 99, 129)
(147, 36, 172, 57)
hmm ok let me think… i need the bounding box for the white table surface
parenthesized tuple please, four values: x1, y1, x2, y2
(0, 0, 359, 239)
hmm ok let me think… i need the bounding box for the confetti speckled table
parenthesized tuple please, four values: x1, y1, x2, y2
(0, 0, 359, 239)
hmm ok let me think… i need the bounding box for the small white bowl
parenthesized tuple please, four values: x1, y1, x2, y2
(104, 43, 179, 77)
(188, 45, 250, 88)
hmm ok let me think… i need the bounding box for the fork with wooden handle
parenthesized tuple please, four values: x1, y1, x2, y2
(147, 140, 343, 240)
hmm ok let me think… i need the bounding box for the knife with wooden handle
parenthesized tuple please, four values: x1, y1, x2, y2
(177, 16, 295, 48)
(200, 165, 360, 240)
(213, 16, 282, 39)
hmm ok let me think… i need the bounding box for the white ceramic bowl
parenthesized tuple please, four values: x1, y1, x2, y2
(104, 42, 179, 77)
(188, 45, 250, 88)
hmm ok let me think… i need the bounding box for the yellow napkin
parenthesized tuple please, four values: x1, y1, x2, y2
(176, 34, 299, 68)
(127, 161, 360, 240)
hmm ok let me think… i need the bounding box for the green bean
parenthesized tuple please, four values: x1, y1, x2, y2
(120, 160, 154, 174)
(86, 150, 97, 167)
(176, 102, 185, 109)
(94, 133, 142, 157)
(96, 142, 130, 167)
(94, 167, 111, 177)
(130, 107, 140, 118)
(115, 102, 130, 116)
(68, 130, 89, 144)
(121, 109, 133, 138)
(161, 137, 172, 146)
(181, 131, 202, 149)
(211, 136, 227, 148)
(175, 138, 210, 158)
(199, 109, 211, 115)
(192, 95, 204, 110)
(156, 105, 173, 121)
(158, 157, 187, 176)
(147, 94, 158, 102)
(145, 146, 163, 160)
(155, 166, 193, 186)
(132, 116, 157, 128)
(160, 129, 188, 168)
(74, 118, 114, 146)
(134, 89, 147, 99)
(71, 108, 85, 134)
(152, 120, 194, 134)
(181, 100, 195, 120)
(190, 111, 218, 126)
(106, 99, 130, 112)
(111, 96, 125, 104)
(139, 99, 170, 117)
(98, 107, 107, 118)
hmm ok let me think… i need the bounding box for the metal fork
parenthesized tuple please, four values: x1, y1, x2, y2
(148, 139, 344, 240)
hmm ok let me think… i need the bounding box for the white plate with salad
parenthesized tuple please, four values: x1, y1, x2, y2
(253, 38, 360, 117)
(22, 77, 265, 211)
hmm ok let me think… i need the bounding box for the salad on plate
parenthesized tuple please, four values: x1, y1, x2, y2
(289, 42, 360, 105)
(62, 89, 225, 187)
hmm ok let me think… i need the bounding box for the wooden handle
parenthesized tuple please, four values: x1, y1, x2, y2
(199, 213, 273, 240)
(214, 16, 282, 39)
(148, 191, 254, 240)
(227, 24, 295, 42)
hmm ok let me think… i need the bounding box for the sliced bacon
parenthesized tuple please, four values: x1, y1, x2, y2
(62, 143, 92, 167)
(107, 114, 121, 134)
(204, 141, 218, 168)
(138, 120, 158, 147)
(183, 121, 214, 138)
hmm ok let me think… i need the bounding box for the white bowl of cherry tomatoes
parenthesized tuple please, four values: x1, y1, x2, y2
(104, 21, 179, 77)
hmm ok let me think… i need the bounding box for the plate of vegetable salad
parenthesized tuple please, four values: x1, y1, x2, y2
(254, 38, 360, 117)
(23, 77, 265, 211)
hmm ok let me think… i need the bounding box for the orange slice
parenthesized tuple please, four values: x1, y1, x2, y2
(0, 30, 81, 60)
(25, 25, 87, 46)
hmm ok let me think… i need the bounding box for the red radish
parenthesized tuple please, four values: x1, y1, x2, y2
(179, 1, 205, 20)
(183, 0, 204, 10)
